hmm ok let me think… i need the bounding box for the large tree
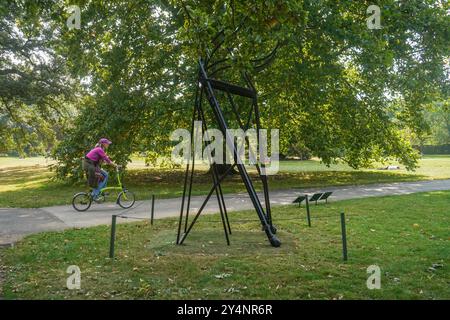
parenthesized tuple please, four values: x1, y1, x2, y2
(173, 0, 449, 169)
(0, 0, 77, 156)
(19, 0, 448, 176)
(48, 0, 191, 179)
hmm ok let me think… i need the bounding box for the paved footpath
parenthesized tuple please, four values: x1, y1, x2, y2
(1, 179, 449, 245)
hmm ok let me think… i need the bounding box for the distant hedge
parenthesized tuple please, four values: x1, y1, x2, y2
(415, 144, 450, 155)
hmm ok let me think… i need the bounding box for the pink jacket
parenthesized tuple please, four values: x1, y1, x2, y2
(86, 147, 112, 164)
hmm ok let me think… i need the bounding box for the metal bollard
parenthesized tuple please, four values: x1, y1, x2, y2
(151, 194, 155, 225)
(305, 194, 311, 227)
(340, 212, 348, 261)
(109, 215, 117, 258)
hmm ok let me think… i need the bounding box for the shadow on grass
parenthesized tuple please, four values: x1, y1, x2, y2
(270, 171, 428, 189)
(0, 165, 429, 208)
(0, 166, 54, 185)
(142, 229, 297, 257)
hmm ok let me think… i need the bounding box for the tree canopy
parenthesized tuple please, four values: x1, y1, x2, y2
(0, 0, 77, 155)
(1, 1, 448, 176)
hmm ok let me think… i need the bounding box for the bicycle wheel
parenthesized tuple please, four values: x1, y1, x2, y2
(72, 192, 92, 212)
(117, 190, 135, 209)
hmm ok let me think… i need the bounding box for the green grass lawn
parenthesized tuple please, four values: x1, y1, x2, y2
(1, 191, 448, 299)
(0, 156, 449, 208)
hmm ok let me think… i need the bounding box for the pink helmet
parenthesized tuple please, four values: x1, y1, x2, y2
(98, 138, 112, 145)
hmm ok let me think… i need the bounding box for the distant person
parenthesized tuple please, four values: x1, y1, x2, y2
(378, 165, 400, 170)
(83, 138, 119, 200)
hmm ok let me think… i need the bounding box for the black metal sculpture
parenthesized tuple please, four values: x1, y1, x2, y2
(176, 28, 281, 247)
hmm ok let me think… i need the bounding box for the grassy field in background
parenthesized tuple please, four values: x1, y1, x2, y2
(1, 191, 448, 299)
(0, 156, 449, 208)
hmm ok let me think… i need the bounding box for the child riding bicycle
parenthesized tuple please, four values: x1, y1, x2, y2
(83, 138, 119, 200)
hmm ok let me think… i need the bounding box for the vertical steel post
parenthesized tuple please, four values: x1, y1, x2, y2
(109, 215, 117, 258)
(197, 102, 230, 244)
(340, 212, 348, 261)
(151, 194, 155, 225)
(305, 195, 311, 227)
